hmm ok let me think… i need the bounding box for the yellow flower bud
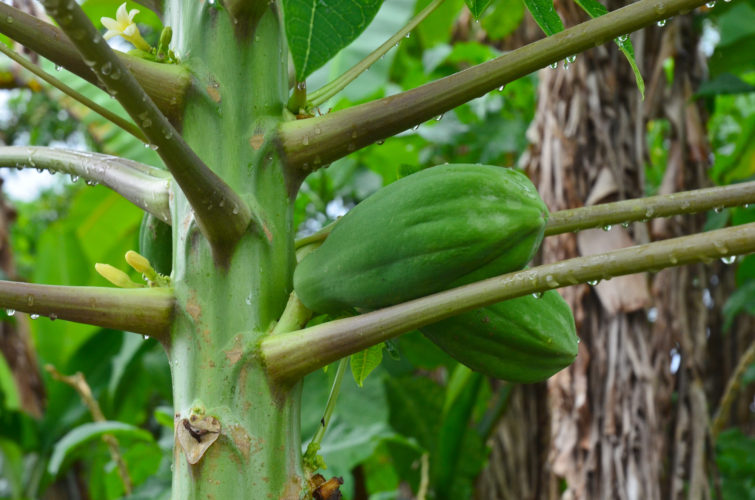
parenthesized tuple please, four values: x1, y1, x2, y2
(95, 263, 143, 288)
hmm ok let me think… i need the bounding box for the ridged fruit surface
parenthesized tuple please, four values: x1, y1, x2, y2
(421, 290, 578, 382)
(294, 164, 548, 313)
(138, 213, 172, 276)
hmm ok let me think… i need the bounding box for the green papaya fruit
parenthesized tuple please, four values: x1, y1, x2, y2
(421, 290, 578, 383)
(294, 164, 548, 314)
(138, 213, 172, 276)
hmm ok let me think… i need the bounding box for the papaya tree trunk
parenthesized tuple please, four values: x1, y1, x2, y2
(161, 3, 303, 497)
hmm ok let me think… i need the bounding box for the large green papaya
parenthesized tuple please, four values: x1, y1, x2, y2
(138, 213, 172, 276)
(421, 290, 578, 383)
(294, 164, 548, 314)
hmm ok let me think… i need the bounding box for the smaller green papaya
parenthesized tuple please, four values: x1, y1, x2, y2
(420, 290, 578, 383)
(138, 213, 172, 276)
(294, 164, 548, 314)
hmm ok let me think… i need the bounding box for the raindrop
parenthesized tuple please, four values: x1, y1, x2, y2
(142, 335, 148, 340)
(545, 274, 559, 287)
(100, 61, 112, 76)
(566, 55, 577, 64)
(110, 68, 121, 80)
(149, 144, 159, 151)
(720, 255, 736, 265)
(49, 313, 57, 321)
(70, 174, 79, 183)
(602, 225, 612, 231)
(30, 314, 39, 320)
(713, 206, 723, 213)
(55, 65, 63, 71)
(232, 206, 239, 215)
(645, 207, 655, 218)
(434, 114, 443, 121)
(549, 61, 558, 69)
(412, 124, 420, 131)
(142, 118, 153, 128)
(85, 180, 97, 186)
(587, 279, 599, 286)
(656, 19, 667, 27)
(647, 307, 658, 323)
(621, 222, 630, 228)
(498, 84, 505, 91)
(163, 129, 173, 140)
(405, 32, 411, 38)
(531, 292, 543, 299)
(6, 309, 15, 316)
(376, 139, 384, 145)
(723, 0, 731, 3)
(702, 288, 714, 309)
(618, 34, 629, 42)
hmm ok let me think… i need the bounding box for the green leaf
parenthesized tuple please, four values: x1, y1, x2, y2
(48, 421, 154, 476)
(722, 280, 755, 331)
(481, 0, 524, 41)
(350, 343, 384, 386)
(522, 0, 563, 36)
(432, 367, 483, 494)
(697, 73, 755, 97)
(573, 0, 644, 98)
(465, 0, 493, 18)
(0, 353, 21, 411)
(283, 0, 384, 81)
(415, 0, 465, 48)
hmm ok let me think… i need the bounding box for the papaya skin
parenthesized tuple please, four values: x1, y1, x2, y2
(421, 290, 578, 383)
(293, 164, 549, 314)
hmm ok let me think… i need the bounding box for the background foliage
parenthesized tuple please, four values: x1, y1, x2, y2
(0, 0, 753, 498)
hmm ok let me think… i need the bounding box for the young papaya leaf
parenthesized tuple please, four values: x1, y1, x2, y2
(464, 0, 493, 19)
(573, 0, 645, 98)
(282, 0, 384, 81)
(48, 421, 154, 476)
(522, 0, 564, 36)
(350, 343, 383, 387)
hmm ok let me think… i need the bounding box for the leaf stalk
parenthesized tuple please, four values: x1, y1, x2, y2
(278, 0, 708, 173)
(0, 3, 188, 122)
(0, 146, 173, 224)
(41, 0, 252, 259)
(263, 222, 755, 383)
(0, 281, 174, 340)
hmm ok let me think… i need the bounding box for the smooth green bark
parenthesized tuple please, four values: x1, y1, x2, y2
(163, 3, 304, 498)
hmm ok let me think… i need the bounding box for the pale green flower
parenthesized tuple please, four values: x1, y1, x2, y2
(101, 3, 151, 51)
